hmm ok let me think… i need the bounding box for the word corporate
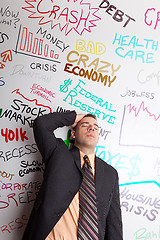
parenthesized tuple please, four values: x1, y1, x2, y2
(112, 33, 158, 63)
(60, 78, 116, 124)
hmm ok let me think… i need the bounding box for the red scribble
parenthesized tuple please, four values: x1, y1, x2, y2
(127, 101, 160, 121)
(12, 89, 52, 112)
(1, 50, 12, 62)
(22, 0, 101, 36)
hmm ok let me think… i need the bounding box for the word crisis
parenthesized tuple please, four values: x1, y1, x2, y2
(64, 50, 121, 87)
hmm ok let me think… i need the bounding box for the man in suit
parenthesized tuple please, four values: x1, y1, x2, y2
(22, 110, 123, 240)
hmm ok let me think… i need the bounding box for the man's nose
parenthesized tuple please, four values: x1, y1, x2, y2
(88, 125, 94, 131)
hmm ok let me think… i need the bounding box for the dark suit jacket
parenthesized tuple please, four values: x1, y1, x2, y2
(22, 111, 123, 240)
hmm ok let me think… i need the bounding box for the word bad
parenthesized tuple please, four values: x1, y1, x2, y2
(76, 39, 106, 55)
(145, 8, 160, 30)
(64, 50, 120, 87)
(99, 0, 135, 27)
(1, 128, 28, 143)
(112, 33, 158, 63)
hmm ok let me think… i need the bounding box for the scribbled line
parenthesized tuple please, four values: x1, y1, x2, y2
(119, 105, 160, 148)
(120, 180, 160, 188)
(127, 101, 160, 121)
(12, 89, 52, 112)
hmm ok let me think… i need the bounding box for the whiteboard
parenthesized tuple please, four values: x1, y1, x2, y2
(0, 0, 160, 239)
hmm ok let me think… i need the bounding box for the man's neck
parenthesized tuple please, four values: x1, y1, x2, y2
(74, 144, 95, 155)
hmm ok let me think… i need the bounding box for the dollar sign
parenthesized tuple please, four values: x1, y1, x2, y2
(60, 78, 72, 93)
(128, 155, 141, 180)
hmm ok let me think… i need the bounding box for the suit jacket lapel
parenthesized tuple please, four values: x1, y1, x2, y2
(95, 156, 104, 199)
(69, 145, 82, 172)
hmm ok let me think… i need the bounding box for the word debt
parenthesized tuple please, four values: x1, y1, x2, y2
(76, 39, 106, 55)
(18, 26, 59, 60)
(99, 0, 135, 27)
(64, 50, 120, 87)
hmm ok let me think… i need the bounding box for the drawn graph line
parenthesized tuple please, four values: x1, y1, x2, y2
(127, 101, 160, 121)
(120, 180, 160, 189)
(119, 105, 160, 149)
(12, 89, 52, 112)
(13, 25, 61, 63)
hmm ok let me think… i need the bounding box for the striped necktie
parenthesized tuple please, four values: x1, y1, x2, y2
(78, 155, 99, 240)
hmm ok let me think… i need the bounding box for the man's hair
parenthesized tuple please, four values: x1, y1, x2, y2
(83, 113, 97, 120)
(72, 113, 97, 131)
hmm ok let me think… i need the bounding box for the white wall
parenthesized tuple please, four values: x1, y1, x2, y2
(0, 0, 160, 239)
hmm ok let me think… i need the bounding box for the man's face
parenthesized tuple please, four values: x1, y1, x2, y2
(71, 116, 99, 151)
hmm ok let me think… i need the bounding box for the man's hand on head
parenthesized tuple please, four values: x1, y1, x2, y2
(72, 114, 85, 128)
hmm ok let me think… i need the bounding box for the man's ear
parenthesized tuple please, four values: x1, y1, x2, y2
(71, 130, 76, 139)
